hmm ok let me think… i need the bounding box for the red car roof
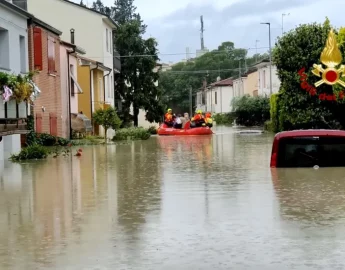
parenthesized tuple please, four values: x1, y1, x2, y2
(275, 129, 345, 139)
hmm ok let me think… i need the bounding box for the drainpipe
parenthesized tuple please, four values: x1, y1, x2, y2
(90, 63, 99, 134)
(103, 69, 111, 107)
(67, 29, 76, 140)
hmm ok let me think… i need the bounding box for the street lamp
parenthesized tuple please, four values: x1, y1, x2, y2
(282, 13, 290, 36)
(260, 22, 272, 95)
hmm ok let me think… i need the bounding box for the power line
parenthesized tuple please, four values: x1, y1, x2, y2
(84, 46, 270, 59)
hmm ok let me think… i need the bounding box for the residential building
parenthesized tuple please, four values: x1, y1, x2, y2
(233, 75, 247, 98)
(60, 38, 86, 138)
(0, 0, 31, 161)
(255, 59, 280, 96)
(24, 0, 119, 107)
(206, 77, 234, 113)
(27, 18, 64, 137)
(244, 69, 259, 96)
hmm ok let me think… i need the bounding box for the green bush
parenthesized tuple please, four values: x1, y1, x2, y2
(113, 127, 151, 141)
(270, 94, 280, 132)
(10, 144, 48, 161)
(147, 126, 157, 134)
(213, 113, 236, 125)
(232, 95, 270, 126)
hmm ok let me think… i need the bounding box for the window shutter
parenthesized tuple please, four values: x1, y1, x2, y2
(47, 36, 55, 74)
(33, 27, 43, 71)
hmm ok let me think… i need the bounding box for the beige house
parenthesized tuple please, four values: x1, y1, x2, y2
(244, 69, 259, 96)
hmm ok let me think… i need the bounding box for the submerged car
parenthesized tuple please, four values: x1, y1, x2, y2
(270, 130, 345, 168)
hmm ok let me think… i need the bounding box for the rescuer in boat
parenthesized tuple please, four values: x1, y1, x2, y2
(204, 112, 213, 128)
(191, 109, 205, 128)
(164, 108, 174, 127)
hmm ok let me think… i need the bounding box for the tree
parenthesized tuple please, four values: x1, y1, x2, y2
(273, 19, 345, 130)
(93, 106, 122, 142)
(80, 0, 86, 7)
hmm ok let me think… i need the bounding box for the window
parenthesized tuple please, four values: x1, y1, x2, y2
(277, 137, 345, 167)
(19, 36, 26, 72)
(106, 28, 109, 52)
(70, 65, 83, 96)
(33, 27, 42, 71)
(263, 70, 266, 88)
(0, 28, 10, 69)
(47, 36, 56, 74)
(214, 91, 217, 104)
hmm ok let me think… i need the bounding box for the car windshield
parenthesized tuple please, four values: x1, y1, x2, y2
(277, 136, 345, 167)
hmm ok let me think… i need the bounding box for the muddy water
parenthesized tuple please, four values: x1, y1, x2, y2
(1, 126, 345, 269)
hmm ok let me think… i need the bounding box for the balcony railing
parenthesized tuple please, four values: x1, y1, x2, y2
(0, 118, 29, 136)
(113, 50, 121, 72)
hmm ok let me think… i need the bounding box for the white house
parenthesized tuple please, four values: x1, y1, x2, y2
(24, 0, 119, 107)
(255, 59, 280, 96)
(0, 0, 30, 162)
(196, 77, 234, 114)
(232, 76, 247, 99)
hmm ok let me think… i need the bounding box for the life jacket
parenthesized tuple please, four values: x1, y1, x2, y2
(193, 113, 204, 122)
(164, 113, 173, 122)
(205, 113, 212, 124)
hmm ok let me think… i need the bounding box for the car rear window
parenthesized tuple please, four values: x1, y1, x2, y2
(277, 136, 345, 167)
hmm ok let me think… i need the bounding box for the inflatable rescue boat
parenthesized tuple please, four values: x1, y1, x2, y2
(157, 122, 213, 136)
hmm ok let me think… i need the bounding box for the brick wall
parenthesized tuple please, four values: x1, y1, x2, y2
(27, 25, 64, 138)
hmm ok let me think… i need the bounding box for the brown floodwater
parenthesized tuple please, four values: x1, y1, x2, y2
(1, 126, 345, 269)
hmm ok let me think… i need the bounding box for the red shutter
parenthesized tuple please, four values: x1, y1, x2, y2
(49, 112, 57, 136)
(36, 113, 42, 133)
(33, 27, 43, 71)
(47, 36, 56, 74)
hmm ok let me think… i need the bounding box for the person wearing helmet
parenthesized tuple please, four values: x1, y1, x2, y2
(204, 112, 213, 128)
(191, 109, 205, 128)
(164, 108, 173, 127)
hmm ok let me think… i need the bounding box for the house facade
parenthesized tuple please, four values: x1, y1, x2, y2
(25, 0, 119, 108)
(233, 76, 247, 98)
(244, 69, 259, 96)
(255, 60, 280, 96)
(0, 0, 31, 161)
(206, 78, 234, 113)
(27, 19, 64, 137)
(60, 39, 86, 138)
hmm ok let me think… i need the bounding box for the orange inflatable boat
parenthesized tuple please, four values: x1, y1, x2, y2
(157, 121, 213, 136)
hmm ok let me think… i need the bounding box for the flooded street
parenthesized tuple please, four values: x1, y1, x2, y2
(2, 126, 345, 269)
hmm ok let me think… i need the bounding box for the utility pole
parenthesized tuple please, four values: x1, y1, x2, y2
(189, 87, 193, 117)
(261, 22, 273, 95)
(255, 40, 259, 62)
(282, 13, 290, 36)
(200, 15, 205, 50)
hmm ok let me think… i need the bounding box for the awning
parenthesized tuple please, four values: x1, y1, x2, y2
(70, 71, 83, 94)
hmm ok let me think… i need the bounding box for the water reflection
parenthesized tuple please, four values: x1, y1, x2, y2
(272, 168, 345, 225)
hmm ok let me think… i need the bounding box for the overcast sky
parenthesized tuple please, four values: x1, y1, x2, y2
(76, 0, 344, 63)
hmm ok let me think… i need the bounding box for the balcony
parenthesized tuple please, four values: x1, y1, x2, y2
(113, 51, 121, 73)
(0, 118, 28, 136)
